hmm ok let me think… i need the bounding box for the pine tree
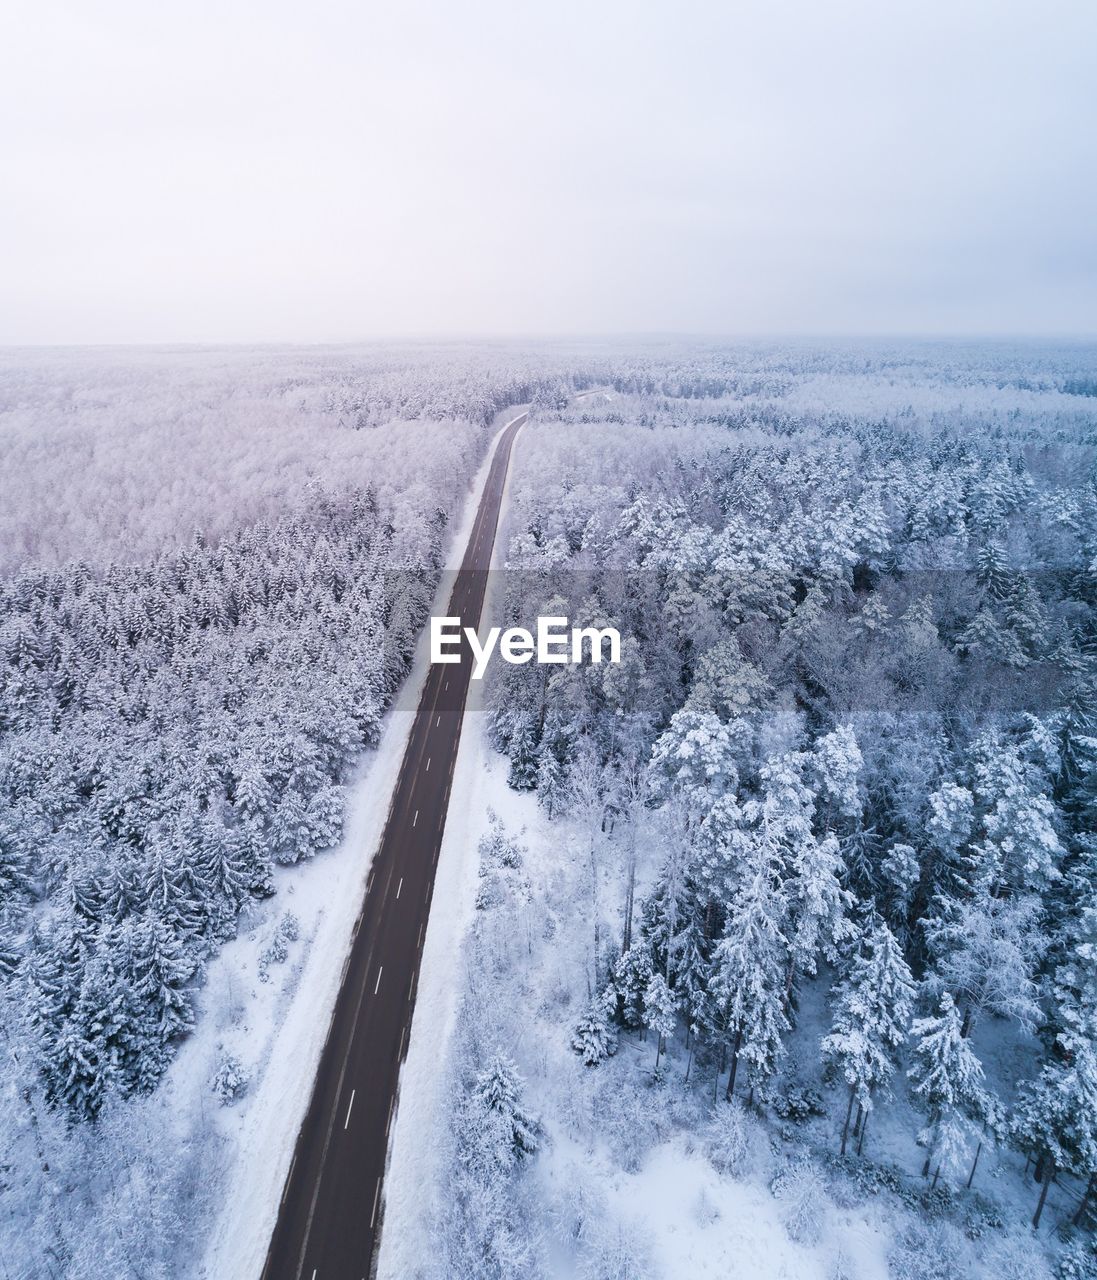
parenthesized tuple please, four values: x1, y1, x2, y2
(971, 725, 1063, 894)
(709, 843, 790, 1099)
(786, 830, 853, 990)
(908, 993, 990, 1183)
(925, 781, 976, 896)
(571, 997, 618, 1066)
(648, 707, 741, 817)
(748, 751, 851, 999)
(506, 718, 539, 792)
(975, 539, 1013, 601)
(473, 1054, 540, 1166)
(305, 784, 345, 853)
(535, 743, 567, 819)
(956, 606, 1027, 667)
(270, 789, 313, 865)
(612, 945, 655, 1029)
(926, 889, 1043, 1033)
(643, 972, 677, 1070)
(1014, 903, 1097, 1228)
(822, 917, 914, 1154)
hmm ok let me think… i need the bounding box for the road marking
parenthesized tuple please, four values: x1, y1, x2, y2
(399, 1023, 407, 1057)
(436, 714, 441, 726)
(344, 1089, 355, 1130)
(444, 680, 448, 691)
(425, 757, 430, 771)
(374, 966, 383, 995)
(412, 809, 418, 827)
(386, 1097, 395, 1138)
(397, 877, 403, 899)
(269, 400, 532, 1274)
(417, 921, 425, 948)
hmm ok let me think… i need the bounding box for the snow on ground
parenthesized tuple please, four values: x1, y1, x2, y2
(178, 407, 528, 1280)
(599, 1141, 890, 1280)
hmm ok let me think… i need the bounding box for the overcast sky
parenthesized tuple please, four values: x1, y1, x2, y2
(1, 0, 1095, 343)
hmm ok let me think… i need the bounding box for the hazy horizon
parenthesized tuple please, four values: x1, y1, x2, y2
(2, 0, 1095, 345)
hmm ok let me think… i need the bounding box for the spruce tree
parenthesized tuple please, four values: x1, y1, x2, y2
(908, 993, 990, 1183)
(474, 1054, 540, 1166)
(823, 916, 914, 1152)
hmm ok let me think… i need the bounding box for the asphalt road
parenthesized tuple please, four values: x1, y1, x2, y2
(260, 407, 528, 1280)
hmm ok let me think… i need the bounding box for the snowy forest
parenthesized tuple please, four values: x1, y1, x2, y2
(2, 341, 1097, 1280)
(0, 345, 595, 1276)
(419, 343, 1097, 1280)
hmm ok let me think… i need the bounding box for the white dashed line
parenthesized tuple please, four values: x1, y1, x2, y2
(344, 1089, 355, 1130)
(396, 877, 403, 899)
(370, 1178, 381, 1228)
(374, 967, 383, 995)
(425, 757, 430, 772)
(412, 809, 418, 827)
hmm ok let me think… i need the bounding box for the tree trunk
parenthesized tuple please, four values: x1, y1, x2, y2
(966, 1140, 982, 1189)
(1034, 1151, 1048, 1184)
(857, 1107, 869, 1156)
(654, 1035, 663, 1072)
(622, 851, 636, 953)
(1032, 1161, 1054, 1230)
(684, 1043, 694, 1084)
(931, 1164, 940, 1190)
(590, 838, 601, 987)
(853, 1102, 863, 1139)
(725, 1025, 742, 1102)
(783, 959, 796, 1010)
(840, 1085, 856, 1156)
(1072, 1172, 1094, 1228)
(922, 1154, 932, 1178)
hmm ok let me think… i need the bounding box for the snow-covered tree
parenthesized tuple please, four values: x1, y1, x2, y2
(908, 993, 990, 1183)
(709, 842, 790, 1099)
(822, 916, 915, 1153)
(572, 996, 618, 1067)
(473, 1054, 541, 1168)
(643, 972, 677, 1070)
(926, 890, 1044, 1033)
